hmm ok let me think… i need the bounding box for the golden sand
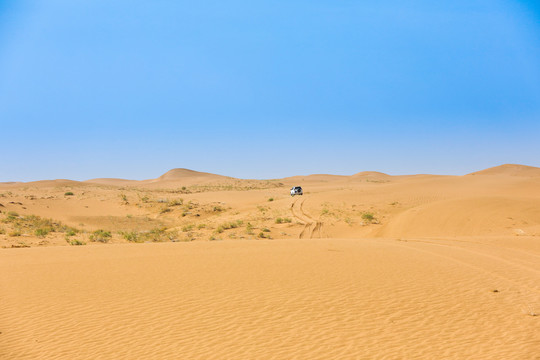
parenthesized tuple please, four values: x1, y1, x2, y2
(1, 164, 539, 358)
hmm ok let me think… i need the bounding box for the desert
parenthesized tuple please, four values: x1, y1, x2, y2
(1, 164, 539, 359)
(2, 0, 539, 357)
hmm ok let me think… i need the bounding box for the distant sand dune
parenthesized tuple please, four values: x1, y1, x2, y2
(468, 164, 540, 177)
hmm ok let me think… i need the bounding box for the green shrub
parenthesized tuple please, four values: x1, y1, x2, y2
(65, 228, 79, 237)
(275, 217, 292, 224)
(169, 199, 184, 206)
(69, 239, 86, 246)
(228, 220, 243, 229)
(64, 192, 74, 196)
(89, 229, 112, 243)
(121, 231, 141, 242)
(35, 228, 51, 238)
(119, 228, 173, 243)
(182, 224, 194, 232)
(362, 212, 375, 223)
(268, 197, 274, 202)
(246, 222, 254, 235)
(146, 227, 168, 242)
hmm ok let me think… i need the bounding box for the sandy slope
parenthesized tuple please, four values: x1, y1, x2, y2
(1, 239, 538, 359)
(0, 164, 539, 358)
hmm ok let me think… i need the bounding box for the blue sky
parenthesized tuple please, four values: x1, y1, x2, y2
(1, 0, 539, 181)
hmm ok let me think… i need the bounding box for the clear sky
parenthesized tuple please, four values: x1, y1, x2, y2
(1, 0, 539, 181)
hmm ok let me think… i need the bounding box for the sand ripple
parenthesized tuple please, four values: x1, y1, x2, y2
(1, 239, 539, 359)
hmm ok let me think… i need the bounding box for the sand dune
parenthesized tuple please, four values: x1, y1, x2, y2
(468, 163, 540, 177)
(351, 170, 391, 180)
(84, 168, 253, 190)
(156, 168, 232, 182)
(1, 164, 539, 358)
(84, 178, 143, 186)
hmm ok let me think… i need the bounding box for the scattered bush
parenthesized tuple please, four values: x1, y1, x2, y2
(140, 195, 150, 203)
(160, 206, 172, 214)
(169, 199, 184, 206)
(69, 239, 86, 246)
(121, 231, 141, 243)
(2, 213, 79, 238)
(216, 220, 243, 234)
(9, 230, 21, 237)
(246, 222, 254, 235)
(268, 198, 274, 202)
(146, 227, 169, 242)
(182, 224, 194, 232)
(197, 223, 207, 229)
(65, 228, 79, 237)
(362, 212, 375, 223)
(275, 217, 292, 224)
(119, 228, 175, 243)
(35, 228, 51, 238)
(89, 229, 112, 243)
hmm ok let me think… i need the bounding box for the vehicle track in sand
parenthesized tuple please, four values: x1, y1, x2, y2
(391, 238, 540, 309)
(290, 197, 325, 239)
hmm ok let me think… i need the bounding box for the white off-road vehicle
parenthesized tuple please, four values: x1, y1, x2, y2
(290, 186, 303, 196)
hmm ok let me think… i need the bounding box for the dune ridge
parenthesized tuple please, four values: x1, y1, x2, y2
(468, 163, 540, 177)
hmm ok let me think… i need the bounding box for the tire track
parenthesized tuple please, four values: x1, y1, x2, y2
(391, 239, 540, 297)
(291, 197, 324, 239)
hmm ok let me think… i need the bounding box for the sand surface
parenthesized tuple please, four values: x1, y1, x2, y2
(1, 164, 539, 358)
